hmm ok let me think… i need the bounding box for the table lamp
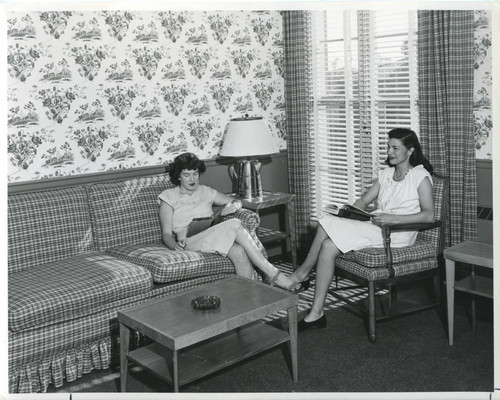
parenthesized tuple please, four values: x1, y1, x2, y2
(219, 116, 279, 199)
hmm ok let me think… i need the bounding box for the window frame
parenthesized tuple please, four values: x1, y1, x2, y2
(309, 9, 419, 218)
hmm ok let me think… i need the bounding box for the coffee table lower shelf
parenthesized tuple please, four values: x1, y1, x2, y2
(127, 320, 290, 388)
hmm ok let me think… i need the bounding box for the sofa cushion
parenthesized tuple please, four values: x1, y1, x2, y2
(340, 239, 436, 268)
(106, 243, 235, 283)
(87, 174, 174, 250)
(8, 186, 94, 274)
(9, 252, 153, 332)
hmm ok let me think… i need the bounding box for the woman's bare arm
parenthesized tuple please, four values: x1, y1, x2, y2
(159, 202, 179, 250)
(213, 191, 237, 206)
(213, 191, 242, 215)
(353, 179, 380, 210)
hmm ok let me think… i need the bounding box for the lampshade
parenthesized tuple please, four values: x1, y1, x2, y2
(219, 117, 279, 157)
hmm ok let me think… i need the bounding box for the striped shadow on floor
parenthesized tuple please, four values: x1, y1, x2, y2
(262, 261, 374, 322)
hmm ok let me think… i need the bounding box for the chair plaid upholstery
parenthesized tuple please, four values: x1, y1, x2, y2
(87, 174, 174, 250)
(337, 176, 446, 270)
(336, 257, 438, 281)
(341, 239, 436, 268)
(105, 243, 235, 283)
(8, 186, 95, 274)
(9, 253, 152, 332)
(331, 176, 447, 342)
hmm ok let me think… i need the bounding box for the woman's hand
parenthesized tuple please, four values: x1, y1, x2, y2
(221, 200, 242, 216)
(175, 240, 187, 251)
(370, 213, 399, 227)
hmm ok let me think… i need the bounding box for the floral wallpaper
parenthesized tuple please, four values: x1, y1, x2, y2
(473, 10, 493, 160)
(7, 10, 286, 182)
(6, 9, 493, 182)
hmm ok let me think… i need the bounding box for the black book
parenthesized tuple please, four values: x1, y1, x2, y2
(323, 203, 372, 221)
(186, 205, 227, 237)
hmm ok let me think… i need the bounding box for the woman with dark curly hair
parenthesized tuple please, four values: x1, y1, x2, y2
(288, 128, 436, 331)
(158, 152, 300, 291)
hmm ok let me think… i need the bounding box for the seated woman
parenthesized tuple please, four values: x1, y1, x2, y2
(158, 152, 299, 291)
(288, 128, 435, 331)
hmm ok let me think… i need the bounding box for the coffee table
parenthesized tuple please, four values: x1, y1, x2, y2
(118, 276, 299, 392)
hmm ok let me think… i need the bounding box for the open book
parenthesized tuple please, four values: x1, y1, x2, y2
(186, 205, 226, 237)
(323, 204, 372, 221)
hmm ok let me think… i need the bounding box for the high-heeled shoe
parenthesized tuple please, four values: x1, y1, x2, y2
(298, 314, 327, 332)
(293, 277, 311, 293)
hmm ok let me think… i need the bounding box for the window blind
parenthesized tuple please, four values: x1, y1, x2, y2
(310, 9, 418, 218)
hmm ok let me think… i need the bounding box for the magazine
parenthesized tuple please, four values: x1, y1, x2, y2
(323, 203, 372, 221)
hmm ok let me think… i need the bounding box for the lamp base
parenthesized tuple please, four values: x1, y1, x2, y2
(232, 160, 263, 200)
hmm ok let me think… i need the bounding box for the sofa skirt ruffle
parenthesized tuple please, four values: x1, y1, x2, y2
(9, 331, 149, 394)
(10, 336, 111, 393)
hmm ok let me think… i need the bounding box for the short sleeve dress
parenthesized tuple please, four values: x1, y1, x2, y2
(318, 165, 433, 253)
(157, 185, 238, 256)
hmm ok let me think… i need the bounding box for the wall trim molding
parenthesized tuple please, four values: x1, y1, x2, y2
(8, 151, 289, 195)
(8, 165, 168, 194)
(476, 159, 492, 169)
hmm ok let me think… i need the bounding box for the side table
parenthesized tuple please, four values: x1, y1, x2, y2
(228, 191, 297, 270)
(444, 240, 493, 345)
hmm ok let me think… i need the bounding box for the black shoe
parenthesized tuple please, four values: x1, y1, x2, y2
(296, 277, 311, 293)
(298, 314, 327, 332)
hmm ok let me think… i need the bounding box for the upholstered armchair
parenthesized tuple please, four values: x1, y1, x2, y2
(329, 176, 448, 342)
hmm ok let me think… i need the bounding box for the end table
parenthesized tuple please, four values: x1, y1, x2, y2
(227, 191, 297, 270)
(444, 240, 493, 345)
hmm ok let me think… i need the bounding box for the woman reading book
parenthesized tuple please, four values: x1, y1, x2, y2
(288, 128, 435, 331)
(158, 152, 300, 291)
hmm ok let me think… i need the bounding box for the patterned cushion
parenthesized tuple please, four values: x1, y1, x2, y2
(8, 186, 94, 274)
(106, 243, 235, 283)
(9, 252, 152, 332)
(336, 257, 438, 281)
(340, 239, 436, 268)
(87, 174, 174, 250)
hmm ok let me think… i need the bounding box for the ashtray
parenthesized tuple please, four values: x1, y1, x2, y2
(191, 295, 221, 310)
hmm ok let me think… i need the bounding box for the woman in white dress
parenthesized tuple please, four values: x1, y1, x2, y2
(288, 128, 435, 331)
(158, 152, 300, 291)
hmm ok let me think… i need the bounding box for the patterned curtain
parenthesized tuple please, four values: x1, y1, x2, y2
(417, 10, 478, 247)
(282, 11, 313, 248)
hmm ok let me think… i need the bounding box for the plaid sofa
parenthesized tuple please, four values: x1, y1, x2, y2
(8, 174, 265, 393)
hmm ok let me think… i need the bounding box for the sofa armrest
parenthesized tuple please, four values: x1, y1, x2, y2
(214, 207, 266, 259)
(218, 208, 260, 233)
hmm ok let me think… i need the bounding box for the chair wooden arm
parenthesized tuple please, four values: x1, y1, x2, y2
(381, 220, 442, 278)
(382, 221, 442, 232)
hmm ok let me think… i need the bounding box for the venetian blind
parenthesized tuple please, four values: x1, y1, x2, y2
(309, 9, 419, 218)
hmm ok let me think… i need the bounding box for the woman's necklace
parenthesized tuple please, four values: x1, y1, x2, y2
(393, 167, 411, 182)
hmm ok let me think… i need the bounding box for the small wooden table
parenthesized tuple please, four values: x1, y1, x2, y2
(118, 276, 299, 392)
(444, 240, 493, 345)
(228, 191, 297, 269)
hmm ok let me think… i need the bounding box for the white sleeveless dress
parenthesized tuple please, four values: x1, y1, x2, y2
(157, 185, 237, 256)
(318, 165, 433, 253)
